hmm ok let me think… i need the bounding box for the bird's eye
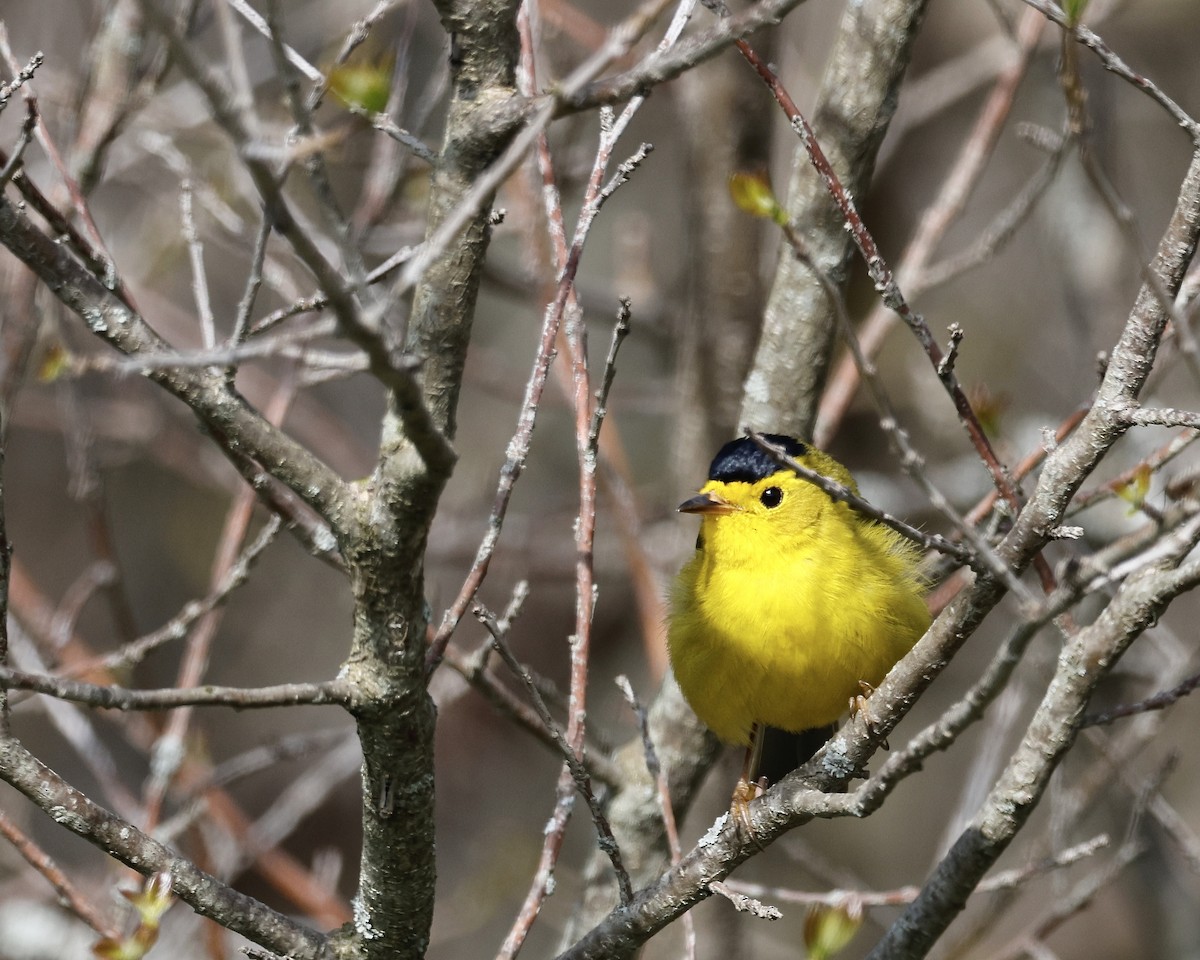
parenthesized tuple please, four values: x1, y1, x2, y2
(760, 486, 783, 508)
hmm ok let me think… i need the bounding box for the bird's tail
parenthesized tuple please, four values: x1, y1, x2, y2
(758, 724, 838, 785)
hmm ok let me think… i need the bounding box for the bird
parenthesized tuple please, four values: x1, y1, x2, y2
(668, 434, 930, 801)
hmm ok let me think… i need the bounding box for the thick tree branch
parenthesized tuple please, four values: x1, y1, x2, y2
(339, 2, 525, 958)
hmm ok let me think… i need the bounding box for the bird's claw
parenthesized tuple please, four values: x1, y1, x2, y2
(729, 777, 767, 845)
(849, 681, 889, 749)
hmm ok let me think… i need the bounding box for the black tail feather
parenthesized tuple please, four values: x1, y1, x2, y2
(758, 724, 837, 785)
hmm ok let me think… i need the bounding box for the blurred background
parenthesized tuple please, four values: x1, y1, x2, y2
(2, 0, 1200, 957)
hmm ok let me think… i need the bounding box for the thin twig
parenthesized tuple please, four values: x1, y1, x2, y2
(0, 737, 332, 959)
(0, 29, 123, 297)
(732, 35, 1032, 568)
(979, 838, 1145, 960)
(0, 48, 43, 112)
(229, 210, 274, 360)
(180, 728, 354, 797)
(180, 180, 217, 350)
(305, 0, 398, 111)
(917, 141, 1069, 295)
(0, 667, 351, 711)
(266, 1, 372, 307)
(722, 834, 1110, 909)
(617, 675, 695, 955)
(378, 0, 681, 321)
(136, 0, 456, 478)
(1019, 0, 1200, 143)
(496, 10, 689, 953)
(440, 643, 621, 788)
(1069, 429, 1199, 515)
(70, 318, 340, 376)
(708, 881, 783, 920)
(1081, 669, 1200, 728)
(249, 246, 415, 337)
(816, 6, 1047, 445)
(141, 380, 298, 831)
(224, 0, 323, 82)
(68, 516, 282, 675)
(346, 106, 438, 164)
(425, 7, 668, 672)
(0, 807, 118, 938)
(0, 101, 37, 188)
(477, 604, 633, 906)
(760, 227, 1037, 605)
(746, 431, 975, 568)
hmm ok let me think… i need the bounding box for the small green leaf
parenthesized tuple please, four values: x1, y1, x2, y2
(729, 170, 786, 225)
(37, 341, 71, 382)
(1117, 463, 1152, 515)
(329, 60, 393, 114)
(967, 383, 1008, 440)
(804, 902, 864, 960)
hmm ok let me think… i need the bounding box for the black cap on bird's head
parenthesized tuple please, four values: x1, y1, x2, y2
(707, 434, 807, 484)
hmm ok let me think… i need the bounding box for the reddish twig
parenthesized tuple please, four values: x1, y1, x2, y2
(734, 38, 1014, 503)
(732, 34, 1061, 594)
(479, 602, 633, 910)
(0, 29, 128, 300)
(440, 642, 621, 788)
(0, 806, 118, 939)
(965, 405, 1090, 528)
(815, 6, 1046, 446)
(495, 9, 692, 957)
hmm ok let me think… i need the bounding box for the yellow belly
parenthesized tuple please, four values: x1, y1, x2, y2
(668, 533, 927, 745)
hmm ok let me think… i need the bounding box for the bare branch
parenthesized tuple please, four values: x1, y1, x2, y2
(0, 803, 117, 938)
(723, 833, 1111, 909)
(737, 36, 1026, 536)
(0, 667, 352, 711)
(867, 551, 1200, 956)
(816, 5, 1048, 445)
(0, 738, 332, 959)
(1019, 0, 1200, 142)
(479, 604, 633, 906)
(747, 431, 976, 569)
(0, 48, 43, 112)
(1081, 669, 1200, 728)
(0, 193, 357, 537)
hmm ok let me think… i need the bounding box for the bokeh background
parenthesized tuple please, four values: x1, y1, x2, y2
(2, 0, 1200, 957)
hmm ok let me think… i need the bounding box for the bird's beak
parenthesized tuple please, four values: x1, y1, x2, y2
(677, 491, 737, 515)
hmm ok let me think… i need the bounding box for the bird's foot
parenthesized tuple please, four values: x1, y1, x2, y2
(729, 777, 767, 845)
(849, 681, 889, 749)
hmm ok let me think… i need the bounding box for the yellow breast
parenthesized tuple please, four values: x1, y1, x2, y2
(667, 469, 929, 746)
